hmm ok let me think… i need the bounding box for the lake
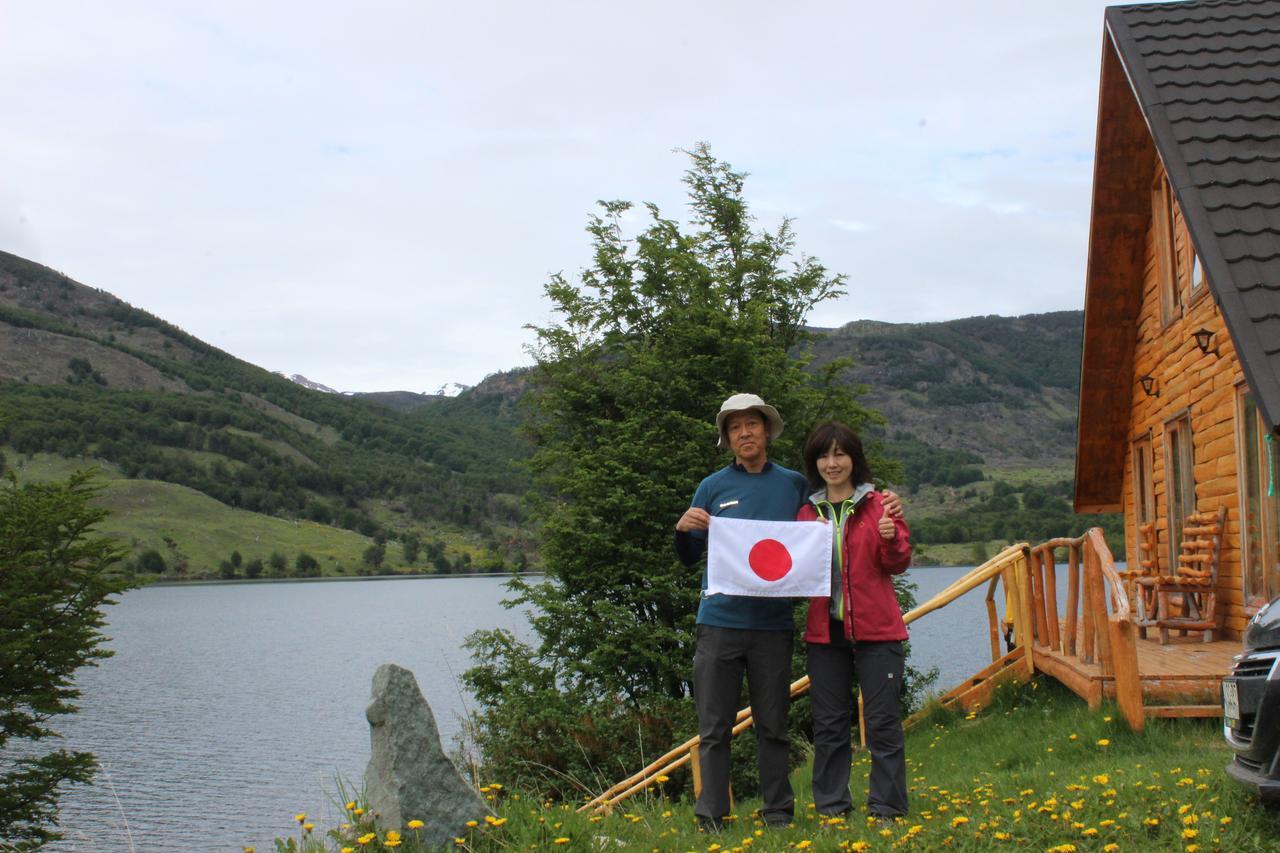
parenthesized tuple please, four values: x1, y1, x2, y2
(45, 565, 1052, 851)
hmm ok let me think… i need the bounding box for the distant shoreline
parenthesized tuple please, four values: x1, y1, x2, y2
(144, 571, 546, 588)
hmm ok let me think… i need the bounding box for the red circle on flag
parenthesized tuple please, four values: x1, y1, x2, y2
(748, 538, 793, 582)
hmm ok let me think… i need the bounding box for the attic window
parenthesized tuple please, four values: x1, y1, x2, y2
(1153, 171, 1181, 325)
(1191, 250, 1207, 294)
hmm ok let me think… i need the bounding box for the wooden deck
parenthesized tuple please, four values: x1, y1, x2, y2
(1032, 634, 1239, 717)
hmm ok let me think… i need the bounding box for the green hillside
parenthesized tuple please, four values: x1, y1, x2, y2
(0, 250, 1118, 572)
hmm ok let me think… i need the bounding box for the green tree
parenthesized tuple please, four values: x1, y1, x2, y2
(244, 557, 264, 579)
(362, 543, 386, 571)
(294, 552, 319, 576)
(136, 548, 167, 574)
(401, 532, 421, 566)
(268, 551, 287, 578)
(0, 472, 133, 847)
(464, 145, 882, 797)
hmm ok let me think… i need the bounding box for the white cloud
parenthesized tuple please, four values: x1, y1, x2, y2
(0, 0, 1116, 391)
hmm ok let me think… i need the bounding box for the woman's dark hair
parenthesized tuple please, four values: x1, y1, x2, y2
(801, 421, 873, 490)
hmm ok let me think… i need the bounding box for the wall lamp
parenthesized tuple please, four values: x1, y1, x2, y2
(1139, 374, 1160, 398)
(1193, 327, 1220, 358)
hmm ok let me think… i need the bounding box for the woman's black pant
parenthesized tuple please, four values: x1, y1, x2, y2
(806, 632, 908, 818)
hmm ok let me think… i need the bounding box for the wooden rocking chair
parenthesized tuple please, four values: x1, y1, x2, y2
(1127, 521, 1160, 639)
(1134, 507, 1226, 644)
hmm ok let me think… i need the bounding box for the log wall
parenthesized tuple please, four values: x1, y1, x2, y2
(1121, 159, 1252, 636)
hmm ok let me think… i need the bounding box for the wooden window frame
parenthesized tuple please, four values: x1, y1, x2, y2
(1154, 169, 1182, 326)
(1236, 385, 1280, 608)
(1189, 245, 1209, 303)
(1163, 410, 1195, 571)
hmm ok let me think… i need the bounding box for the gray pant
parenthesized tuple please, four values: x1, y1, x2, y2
(806, 633, 908, 818)
(692, 624, 794, 822)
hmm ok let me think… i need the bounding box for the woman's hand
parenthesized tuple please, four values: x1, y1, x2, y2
(878, 513, 897, 540)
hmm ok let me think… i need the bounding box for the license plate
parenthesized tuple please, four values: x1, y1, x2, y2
(1222, 680, 1240, 728)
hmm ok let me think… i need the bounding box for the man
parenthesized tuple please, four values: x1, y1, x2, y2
(675, 393, 903, 831)
(675, 393, 805, 830)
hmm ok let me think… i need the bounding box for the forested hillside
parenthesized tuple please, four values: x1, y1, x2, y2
(0, 250, 1118, 575)
(0, 251, 534, 576)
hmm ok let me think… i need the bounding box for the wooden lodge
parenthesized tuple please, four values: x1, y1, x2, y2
(582, 0, 1280, 812)
(1075, 0, 1280, 635)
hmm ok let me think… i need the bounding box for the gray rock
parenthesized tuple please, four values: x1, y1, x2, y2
(364, 663, 489, 846)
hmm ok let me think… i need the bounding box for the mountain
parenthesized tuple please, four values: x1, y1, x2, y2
(0, 250, 535, 577)
(0, 249, 1111, 573)
(280, 373, 341, 394)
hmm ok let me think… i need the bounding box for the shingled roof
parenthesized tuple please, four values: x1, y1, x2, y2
(1074, 0, 1280, 511)
(1111, 0, 1280, 428)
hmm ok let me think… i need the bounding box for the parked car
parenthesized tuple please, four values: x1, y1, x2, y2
(1223, 595, 1280, 800)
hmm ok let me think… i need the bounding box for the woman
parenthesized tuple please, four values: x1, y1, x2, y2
(797, 421, 912, 821)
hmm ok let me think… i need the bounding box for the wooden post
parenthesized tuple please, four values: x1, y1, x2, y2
(690, 743, 702, 802)
(1028, 548, 1048, 645)
(1065, 544, 1080, 657)
(1044, 547, 1061, 651)
(1080, 548, 1097, 665)
(1086, 548, 1113, 675)
(985, 576, 1001, 662)
(1015, 551, 1036, 678)
(1109, 614, 1145, 732)
(857, 691, 868, 748)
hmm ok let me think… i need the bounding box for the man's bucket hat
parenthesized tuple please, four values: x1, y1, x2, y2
(715, 393, 784, 448)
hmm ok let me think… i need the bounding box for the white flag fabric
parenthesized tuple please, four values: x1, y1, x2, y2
(706, 516, 833, 598)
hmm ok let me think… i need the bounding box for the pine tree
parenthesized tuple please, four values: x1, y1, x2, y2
(0, 472, 133, 848)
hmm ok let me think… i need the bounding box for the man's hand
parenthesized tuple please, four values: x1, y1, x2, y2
(676, 507, 711, 533)
(882, 490, 905, 519)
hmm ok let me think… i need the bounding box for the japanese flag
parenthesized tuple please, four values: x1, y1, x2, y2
(706, 516, 832, 598)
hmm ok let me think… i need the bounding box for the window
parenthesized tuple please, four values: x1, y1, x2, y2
(1191, 249, 1207, 295)
(1133, 435, 1156, 565)
(1154, 170, 1182, 325)
(1165, 413, 1195, 569)
(1236, 388, 1280, 607)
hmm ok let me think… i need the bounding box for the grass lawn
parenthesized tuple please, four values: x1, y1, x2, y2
(275, 678, 1280, 851)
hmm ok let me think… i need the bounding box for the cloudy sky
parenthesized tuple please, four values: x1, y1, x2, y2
(2, 0, 1120, 393)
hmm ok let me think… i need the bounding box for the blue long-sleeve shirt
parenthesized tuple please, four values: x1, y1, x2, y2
(674, 461, 809, 630)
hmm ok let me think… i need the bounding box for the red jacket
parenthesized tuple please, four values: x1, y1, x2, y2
(799, 491, 912, 644)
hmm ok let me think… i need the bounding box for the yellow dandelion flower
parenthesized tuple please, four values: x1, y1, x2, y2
(1220, 816, 1232, 825)
(342, 848, 354, 853)
(554, 839, 571, 845)
(1186, 846, 1200, 853)
(1097, 739, 1111, 747)
(994, 832, 1011, 840)
(354, 808, 365, 817)
(1082, 828, 1099, 837)
(294, 814, 306, 824)
(1178, 804, 1192, 815)
(346, 801, 357, 810)
(795, 842, 812, 850)
(850, 843, 871, 852)
(303, 823, 314, 833)
(357, 834, 376, 847)
(407, 819, 424, 829)
(1093, 774, 1109, 785)
(1144, 818, 1160, 827)
(707, 844, 722, 852)
(656, 774, 669, 783)
(951, 816, 969, 827)
(1103, 716, 1112, 722)
(466, 820, 478, 828)
(1103, 845, 1119, 852)
(1182, 829, 1198, 839)
(1069, 733, 1078, 741)
(385, 841, 401, 849)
